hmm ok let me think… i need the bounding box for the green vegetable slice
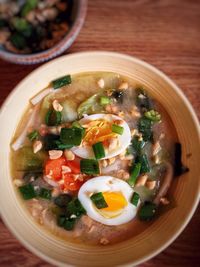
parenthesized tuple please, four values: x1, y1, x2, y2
(12, 17, 32, 37)
(144, 110, 161, 122)
(112, 124, 124, 135)
(45, 109, 62, 126)
(38, 188, 52, 200)
(60, 127, 83, 146)
(19, 184, 36, 200)
(54, 194, 72, 208)
(92, 142, 105, 159)
(138, 202, 157, 221)
(21, 0, 38, 17)
(10, 33, 27, 50)
(137, 154, 150, 173)
(138, 117, 153, 142)
(27, 130, 39, 141)
(80, 159, 100, 175)
(90, 192, 108, 209)
(128, 163, 141, 186)
(67, 198, 86, 217)
(52, 75, 72, 89)
(131, 192, 140, 206)
(57, 216, 76, 231)
(100, 96, 110, 105)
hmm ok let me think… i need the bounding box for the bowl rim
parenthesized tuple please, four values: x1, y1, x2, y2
(0, 51, 199, 266)
(0, 0, 88, 64)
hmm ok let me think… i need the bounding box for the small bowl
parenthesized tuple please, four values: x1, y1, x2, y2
(0, 52, 199, 266)
(0, 0, 87, 64)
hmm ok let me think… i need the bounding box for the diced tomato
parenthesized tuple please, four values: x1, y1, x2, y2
(45, 156, 67, 181)
(66, 158, 80, 174)
(63, 173, 84, 191)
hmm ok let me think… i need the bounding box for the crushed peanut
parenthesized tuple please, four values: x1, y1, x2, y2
(62, 165, 71, 173)
(146, 180, 156, 190)
(52, 99, 63, 112)
(117, 111, 125, 118)
(100, 237, 109, 245)
(118, 82, 128, 90)
(97, 78, 105, 88)
(13, 179, 23, 187)
(64, 150, 75, 161)
(49, 150, 63, 159)
(160, 197, 170, 205)
(33, 140, 43, 153)
(152, 141, 161, 156)
(108, 157, 116, 165)
(118, 170, 130, 180)
(135, 174, 148, 186)
(101, 159, 108, 168)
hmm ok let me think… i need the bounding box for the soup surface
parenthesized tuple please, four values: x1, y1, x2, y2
(11, 72, 179, 245)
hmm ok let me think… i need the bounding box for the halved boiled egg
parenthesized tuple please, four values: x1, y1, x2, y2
(72, 114, 131, 159)
(78, 176, 139, 225)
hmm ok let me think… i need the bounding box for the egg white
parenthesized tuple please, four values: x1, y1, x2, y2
(78, 176, 139, 226)
(72, 114, 131, 159)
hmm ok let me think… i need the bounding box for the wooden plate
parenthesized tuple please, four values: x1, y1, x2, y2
(0, 52, 199, 266)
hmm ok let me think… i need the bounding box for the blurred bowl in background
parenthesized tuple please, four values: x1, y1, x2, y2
(0, 0, 87, 64)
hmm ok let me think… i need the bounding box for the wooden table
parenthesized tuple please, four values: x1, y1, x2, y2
(0, 0, 199, 266)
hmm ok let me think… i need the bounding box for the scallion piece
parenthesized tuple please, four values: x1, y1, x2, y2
(128, 162, 141, 186)
(38, 188, 52, 200)
(131, 192, 140, 206)
(67, 198, 86, 217)
(57, 215, 76, 231)
(138, 202, 157, 221)
(80, 159, 100, 175)
(52, 75, 72, 89)
(112, 124, 124, 135)
(92, 142, 105, 159)
(137, 154, 150, 173)
(27, 130, 39, 141)
(100, 96, 110, 105)
(21, 0, 38, 17)
(71, 121, 85, 137)
(144, 109, 161, 122)
(19, 184, 36, 200)
(60, 127, 83, 146)
(45, 110, 62, 126)
(90, 192, 108, 209)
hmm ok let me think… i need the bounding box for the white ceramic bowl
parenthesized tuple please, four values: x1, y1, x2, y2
(0, 52, 199, 266)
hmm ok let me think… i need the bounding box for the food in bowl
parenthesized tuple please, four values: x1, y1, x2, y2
(11, 72, 187, 245)
(0, 0, 73, 54)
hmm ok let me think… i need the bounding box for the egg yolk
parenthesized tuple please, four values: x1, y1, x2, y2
(83, 119, 117, 146)
(101, 192, 128, 212)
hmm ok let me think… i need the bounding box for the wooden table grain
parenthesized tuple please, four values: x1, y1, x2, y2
(0, 0, 199, 266)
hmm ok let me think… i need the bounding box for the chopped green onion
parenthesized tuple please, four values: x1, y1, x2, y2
(90, 192, 108, 209)
(138, 117, 153, 142)
(60, 127, 83, 146)
(112, 124, 124, 135)
(38, 188, 52, 200)
(55, 141, 73, 150)
(137, 154, 150, 173)
(45, 110, 62, 126)
(136, 88, 152, 111)
(131, 136, 145, 155)
(138, 202, 157, 221)
(19, 184, 36, 200)
(131, 192, 140, 206)
(100, 96, 110, 105)
(67, 198, 86, 217)
(12, 17, 32, 37)
(80, 159, 100, 175)
(128, 162, 141, 186)
(92, 142, 105, 159)
(54, 194, 72, 208)
(144, 110, 161, 122)
(27, 130, 39, 141)
(71, 121, 85, 137)
(10, 33, 27, 50)
(21, 0, 38, 17)
(57, 215, 76, 231)
(52, 75, 72, 89)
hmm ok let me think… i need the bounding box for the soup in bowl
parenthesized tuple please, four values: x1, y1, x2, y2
(0, 52, 199, 266)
